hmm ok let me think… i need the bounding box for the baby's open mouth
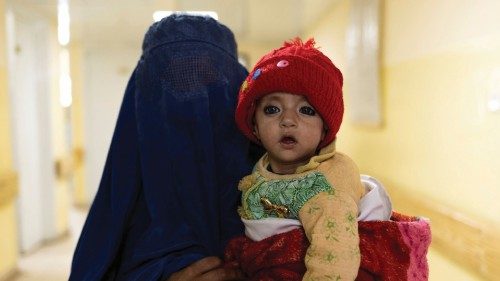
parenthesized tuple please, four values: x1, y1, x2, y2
(280, 136, 297, 144)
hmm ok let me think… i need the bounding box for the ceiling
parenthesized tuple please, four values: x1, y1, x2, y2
(11, 0, 339, 49)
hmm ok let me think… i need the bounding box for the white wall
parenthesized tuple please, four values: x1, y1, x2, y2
(7, 6, 56, 252)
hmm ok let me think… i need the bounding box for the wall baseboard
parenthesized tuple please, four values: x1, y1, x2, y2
(0, 268, 19, 281)
(387, 184, 500, 281)
(0, 171, 18, 207)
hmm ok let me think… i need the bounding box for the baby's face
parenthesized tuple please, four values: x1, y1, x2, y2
(253, 92, 325, 174)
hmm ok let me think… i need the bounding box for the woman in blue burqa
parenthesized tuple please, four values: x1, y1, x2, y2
(69, 14, 258, 280)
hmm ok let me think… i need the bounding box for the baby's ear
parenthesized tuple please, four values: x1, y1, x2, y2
(253, 124, 260, 140)
(252, 116, 261, 140)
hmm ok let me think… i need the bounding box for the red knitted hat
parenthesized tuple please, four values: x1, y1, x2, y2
(235, 38, 344, 148)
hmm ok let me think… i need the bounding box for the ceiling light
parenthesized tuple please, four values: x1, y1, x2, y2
(57, 0, 70, 46)
(153, 11, 218, 22)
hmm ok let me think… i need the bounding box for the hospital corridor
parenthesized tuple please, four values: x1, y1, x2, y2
(1, 0, 499, 280)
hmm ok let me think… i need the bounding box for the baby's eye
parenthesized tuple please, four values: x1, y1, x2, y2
(299, 106, 316, 116)
(263, 105, 280, 115)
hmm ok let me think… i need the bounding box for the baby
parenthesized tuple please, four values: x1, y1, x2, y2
(225, 38, 431, 281)
(231, 38, 364, 280)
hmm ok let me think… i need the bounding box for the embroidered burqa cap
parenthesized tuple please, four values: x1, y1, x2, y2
(70, 14, 252, 280)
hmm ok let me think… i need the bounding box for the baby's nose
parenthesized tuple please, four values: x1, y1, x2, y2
(279, 110, 297, 127)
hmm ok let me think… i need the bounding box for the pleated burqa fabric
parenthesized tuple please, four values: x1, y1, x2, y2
(69, 15, 254, 280)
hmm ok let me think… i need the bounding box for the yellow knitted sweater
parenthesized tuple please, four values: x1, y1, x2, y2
(238, 142, 365, 280)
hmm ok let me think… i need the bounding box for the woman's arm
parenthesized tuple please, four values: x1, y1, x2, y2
(167, 257, 244, 281)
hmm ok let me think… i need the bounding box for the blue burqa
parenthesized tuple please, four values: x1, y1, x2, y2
(69, 15, 256, 280)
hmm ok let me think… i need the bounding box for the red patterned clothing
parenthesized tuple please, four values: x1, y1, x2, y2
(225, 212, 431, 281)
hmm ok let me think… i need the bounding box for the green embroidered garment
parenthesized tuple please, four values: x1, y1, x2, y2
(241, 171, 333, 219)
(237, 145, 365, 280)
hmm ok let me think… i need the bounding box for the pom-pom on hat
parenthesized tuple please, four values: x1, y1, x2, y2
(235, 38, 344, 148)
